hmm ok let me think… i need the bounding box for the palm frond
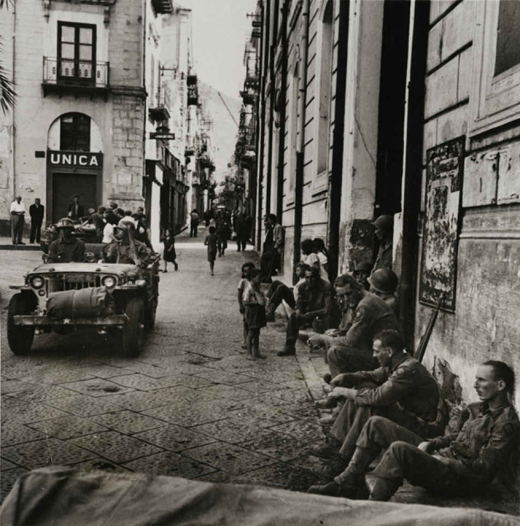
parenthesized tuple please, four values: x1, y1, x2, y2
(0, 63, 15, 114)
(0, 0, 14, 9)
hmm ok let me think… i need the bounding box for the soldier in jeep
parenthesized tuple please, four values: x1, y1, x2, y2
(103, 223, 152, 266)
(47, 218, 86, 263)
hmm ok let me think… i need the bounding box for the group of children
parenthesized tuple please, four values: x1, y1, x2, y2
(237, 262, 268, 360)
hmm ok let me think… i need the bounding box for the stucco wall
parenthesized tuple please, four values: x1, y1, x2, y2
(418, 0, 520, 407)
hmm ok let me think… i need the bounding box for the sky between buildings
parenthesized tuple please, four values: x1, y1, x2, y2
(180, 0, 258, 99)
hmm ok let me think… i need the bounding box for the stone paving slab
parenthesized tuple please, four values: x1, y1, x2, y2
(61, 379, 136, 397)
(1, 438, 97, 469)
(91, 410, 168, 435)
(240, 431, 312, 462)
(2, 403, 71, 426)
(233, 461, 321, 492)
(269, 418, 326, 443)
(2, 420, 49, 450)
(107, 390, 190, 413)
(133, 424, 217, 453)
(0, 458, 20, 471)
(196, 384, 259, 401)
(181, 442, 277, 476)
(97, 361, 170, 379)
(4, 383, 77, 403)
(107, 373, 184, 392)
(143, 404, 228, 428)
(43, 395, 122, 417)
(123, 451, 217, 478)
(193, 369, 252, 385)
(191, 417, 275, 445)
(18, 368, 97, 385)
(69, 431, 165, 464)
(26, 415, 108, 440)
(1, 379, 35, 395)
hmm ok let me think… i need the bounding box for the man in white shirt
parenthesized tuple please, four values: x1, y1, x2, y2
(10, 196, 26, 245)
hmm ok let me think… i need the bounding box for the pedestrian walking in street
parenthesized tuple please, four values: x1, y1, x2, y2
(238, 262, 256, 349)
(29, 197, 44, 244)
(162, 229, 178, 272)
(190, 209, 199, 237)
(217, 219, 231, 256)
(10, 196, 26, 245)
(242, 268, 267, 360)
(204, 226, 218, 276)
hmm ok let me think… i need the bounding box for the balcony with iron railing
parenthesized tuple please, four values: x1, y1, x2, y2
(42, 57, 109, 96)
(149, 84, 171, 123)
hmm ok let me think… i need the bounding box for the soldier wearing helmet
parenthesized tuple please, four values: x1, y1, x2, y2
(103, 223, 151, 266)
(353, 261, 373, 291)
(47, 218, 86, 263)
(372, 215, 393, 271)
(368, 268, 399, 316)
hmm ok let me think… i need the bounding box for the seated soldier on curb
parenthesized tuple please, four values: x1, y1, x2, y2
(265, 263, 310, 321)
(309, 360, 519, 501)
(367, 268, 399, 317)
(104, 224, 152, 266)
(315, 275, 399, 397)
(309, 330, 447, 480)
(48, 218, 86, 263)
(277, 267, 332, 357)
(307, 275, 355, 353)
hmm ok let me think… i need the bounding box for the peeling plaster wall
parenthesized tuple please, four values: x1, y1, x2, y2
(417, 0, 520, 408)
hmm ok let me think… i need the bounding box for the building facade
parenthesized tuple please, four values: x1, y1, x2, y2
(0, 0, 202, 246)
(251, 0, 520, 408)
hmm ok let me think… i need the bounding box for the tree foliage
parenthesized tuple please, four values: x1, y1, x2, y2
(0, 0, 16, 114)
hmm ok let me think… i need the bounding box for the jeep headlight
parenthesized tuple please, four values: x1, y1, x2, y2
(30, 276, 45, 289)
(102, 276, 117, 288)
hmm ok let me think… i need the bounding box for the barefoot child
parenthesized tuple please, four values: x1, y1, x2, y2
(204, 226, 218, 276)
(162, 229, 178, 272)
(242, 268, 267, 359)
(238, 262, 255, 349)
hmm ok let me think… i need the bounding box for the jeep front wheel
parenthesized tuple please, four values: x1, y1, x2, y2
(8, 294, 35, 355)
(121, 297, 145, 358)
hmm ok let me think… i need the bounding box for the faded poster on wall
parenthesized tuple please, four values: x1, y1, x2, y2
(420, 136, 465, 312)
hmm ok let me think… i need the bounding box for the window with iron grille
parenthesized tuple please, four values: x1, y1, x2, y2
(60, 113, 91, 152)
(58, 22, 97, 84)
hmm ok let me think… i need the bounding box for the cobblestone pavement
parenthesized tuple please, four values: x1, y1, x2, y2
(1, 228, 329, 501)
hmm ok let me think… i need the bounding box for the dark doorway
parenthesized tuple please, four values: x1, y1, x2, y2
(374, 0, 411, 216)
(52, 173, 96, 222)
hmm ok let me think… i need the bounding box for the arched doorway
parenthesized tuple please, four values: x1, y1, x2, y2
(47, 113, 103, 223)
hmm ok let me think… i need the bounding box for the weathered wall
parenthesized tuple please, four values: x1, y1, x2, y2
(418, 0, 520, 407)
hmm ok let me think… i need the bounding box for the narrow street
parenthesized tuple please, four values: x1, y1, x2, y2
(0, 229, 327, 501)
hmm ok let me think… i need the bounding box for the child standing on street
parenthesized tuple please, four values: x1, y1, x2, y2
(162, 229, 178, 272)
(204, 226, 218, 276)
(238, 262, 256, 350)
(242, 268, 267, 360)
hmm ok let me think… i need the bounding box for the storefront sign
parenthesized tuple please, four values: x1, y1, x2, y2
(48, 151, 102, 168)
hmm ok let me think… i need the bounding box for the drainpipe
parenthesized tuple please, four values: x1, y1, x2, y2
(399, 0, 430, 348)
(292, 0, 309, 283)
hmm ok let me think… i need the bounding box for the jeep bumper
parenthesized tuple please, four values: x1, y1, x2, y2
(13, 315, 129, 327)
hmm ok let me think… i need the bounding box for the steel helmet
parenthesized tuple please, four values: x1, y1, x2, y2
(372, 215, 393, 232)
(55, 218, 75, 230)
(354, 261, 373, 274)
(368, 268, 398, 294)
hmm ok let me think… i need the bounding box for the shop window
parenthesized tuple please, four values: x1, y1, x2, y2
(60, 113, 91, 151)
(495, 1, 520, 77)
(58, 22, 96, 84)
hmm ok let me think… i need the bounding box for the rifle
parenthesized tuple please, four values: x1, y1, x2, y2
(415, 293, 445, 363)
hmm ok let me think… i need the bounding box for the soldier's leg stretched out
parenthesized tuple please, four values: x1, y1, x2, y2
(327, 345, 378, 378)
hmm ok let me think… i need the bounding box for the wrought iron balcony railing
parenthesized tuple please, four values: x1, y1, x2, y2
(43, 57, 109, 90)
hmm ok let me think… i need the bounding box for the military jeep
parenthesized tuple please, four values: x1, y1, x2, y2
(7, 244, 160, 358)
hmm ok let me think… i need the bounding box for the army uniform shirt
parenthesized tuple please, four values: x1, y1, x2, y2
(429, 401, 519, 482)
(48, 237, 86, 263)
(343, 354, 440, 424)
(342, 292, 399, 352)
(296, 279, 332, 316)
